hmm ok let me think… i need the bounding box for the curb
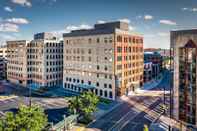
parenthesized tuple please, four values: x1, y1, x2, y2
(0, 95, 18, 101)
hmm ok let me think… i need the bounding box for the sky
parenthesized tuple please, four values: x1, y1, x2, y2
(0, 0, 197, 49)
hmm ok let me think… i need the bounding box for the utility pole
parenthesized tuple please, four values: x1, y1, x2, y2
(163, 86, 166, 114)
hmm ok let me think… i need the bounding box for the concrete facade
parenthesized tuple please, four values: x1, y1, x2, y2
(63, 21, 144, 100)
(6, 33, 63, 89)
(171, 29, 197, 125)
(0, 46, 8, 58)
(7, 40, 29, 86)
(144, 62, 153, 83)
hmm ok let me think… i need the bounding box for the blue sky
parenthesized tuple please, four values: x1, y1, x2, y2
(0, 0, 197, 48)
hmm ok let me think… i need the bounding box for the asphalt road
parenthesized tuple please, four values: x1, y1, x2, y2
(0, 81, 70, 124)
(88, 95, 163, 131)
(88, 70, 172, 131)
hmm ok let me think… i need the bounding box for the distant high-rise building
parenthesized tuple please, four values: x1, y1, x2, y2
(144, 52, 162, 78)
(7, 33, 63, 89)
(171, 29, 197, 125)
(143, 62, 153, 83)
(63, 21, 144, 100)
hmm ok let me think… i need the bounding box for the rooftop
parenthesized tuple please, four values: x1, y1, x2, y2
(63, 21, 129, 37)
(171, 28, 197, 34)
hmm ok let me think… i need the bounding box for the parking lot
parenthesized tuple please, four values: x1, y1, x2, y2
(0, 81, 118, 125)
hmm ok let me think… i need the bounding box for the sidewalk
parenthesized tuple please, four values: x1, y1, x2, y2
(142, 73, 163, 90)
(89, 100, 122, 124)
(0, 95, 17, 101)
(71, 101, 122, 131)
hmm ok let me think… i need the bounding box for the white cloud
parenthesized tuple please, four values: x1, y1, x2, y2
(97, 20, 106, 24)
(159, 20, 177, 25)
(182, 7, 197, 12)
(66, 24, 92, 31)
(0, 23, 19, 32)
(182, 7, 188, 11)
(136, 15, 142, 19)
(192, 8, 197, 12)
(0, 33, 17, 46)
(0, 34, 15, 40)
(51, 24, 92, 39)
(144, 34, 156, 38)
(144, 15, 153, 20)
(129, 26, 135, 31)
(144, 32, 169, 38)
(157, 32, 169, 37)
(11, 0, 32, 7)
(119, 18, 130, 23)
(4, 6, 13, 12)
(5, 18, 29, 24)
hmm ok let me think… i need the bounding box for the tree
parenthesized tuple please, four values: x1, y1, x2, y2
(0, 105, 48, 131)
(68, 91, 99, 123)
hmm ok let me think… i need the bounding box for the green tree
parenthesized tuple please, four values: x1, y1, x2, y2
(68, 91, 99, 123)
(0, 105, 48, 131)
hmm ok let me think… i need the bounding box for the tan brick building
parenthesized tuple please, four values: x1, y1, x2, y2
(63, 21, 143, 100)
(7, 33, 63, 89)
(7, 40, 29, 86)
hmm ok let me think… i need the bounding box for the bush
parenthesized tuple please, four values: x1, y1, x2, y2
(99, 98, 112, 105)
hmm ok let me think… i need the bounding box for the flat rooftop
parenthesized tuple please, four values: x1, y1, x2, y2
(63, 21, 129, 37)
(171, 28, 197, 34)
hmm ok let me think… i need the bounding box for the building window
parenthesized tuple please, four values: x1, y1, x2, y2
(100, 90, 103, 96)
(104, 66, 108, 71)
(117, 47, 122, 53)
(97, 65, 100, 70)
(88, 57, 91, 62)
(97, 38, 100, 43)
(178, 40, 197, 124)
(117, 56, 122, 61)
(117, 36, 122, 42)
(88, 49, 92, 54)
(104, 38, 108, 43)
(109, 91, 112, 98)
(88, 38, 92, 43)
(96, 82, 99, 87)
(104, 91, 108, 97)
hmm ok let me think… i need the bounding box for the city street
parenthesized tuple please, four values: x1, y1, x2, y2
(88, 91, 166, 131)
(0, 80, 72, 124)
(0, 70, 172, 130)
(88, 70, 172, 131)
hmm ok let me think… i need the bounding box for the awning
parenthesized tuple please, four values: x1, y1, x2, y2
(77, 84, 95, 89)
